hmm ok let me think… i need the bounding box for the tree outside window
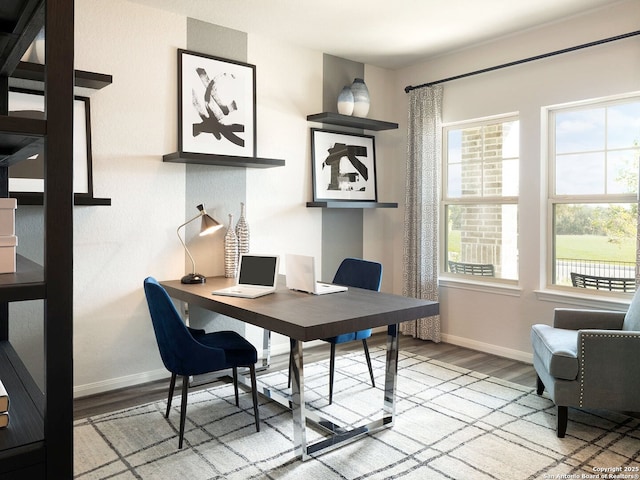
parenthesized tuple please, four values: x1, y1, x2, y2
(549, 97, 640, 290)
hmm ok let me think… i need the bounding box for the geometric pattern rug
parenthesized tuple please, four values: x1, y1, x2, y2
(74, 347, 640, 479)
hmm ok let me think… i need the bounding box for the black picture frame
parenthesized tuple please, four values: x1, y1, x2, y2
(178, 49, 256, 158)
(8, 88, 93, 195)
(311, 128, 378, 202)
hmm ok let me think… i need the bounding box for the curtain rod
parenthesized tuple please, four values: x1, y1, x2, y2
(404, 30, 640, 94)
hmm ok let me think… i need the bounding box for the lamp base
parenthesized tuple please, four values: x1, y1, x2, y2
(181, 273, 206, 284)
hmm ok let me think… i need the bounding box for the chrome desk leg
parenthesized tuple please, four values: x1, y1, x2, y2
(290, 339, 307, 459)
(261, 329, 271, 370)
(384, 324, 399, 420)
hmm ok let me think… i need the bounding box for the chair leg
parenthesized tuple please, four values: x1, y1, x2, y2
(536, 375, 545, 395)
(233, 367, 239, 407)
(329, 343, 336, 404)
(362, 339, 375, 388)
(249, 364, 260, 432)
(166, 373, 176, 418)
(178, 375, 189, 449)
(557, 406, 568, 438)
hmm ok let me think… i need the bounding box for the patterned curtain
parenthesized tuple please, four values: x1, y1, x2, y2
(400, 85, 443, 342)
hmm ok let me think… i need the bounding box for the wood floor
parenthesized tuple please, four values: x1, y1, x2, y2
(73, 333, 537, 420)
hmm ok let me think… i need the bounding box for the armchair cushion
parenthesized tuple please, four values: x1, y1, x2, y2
(530, 324, 579, 380)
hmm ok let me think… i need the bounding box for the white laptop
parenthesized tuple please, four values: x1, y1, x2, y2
(212, 254, 280, 298)
(285, 254, 348, 295)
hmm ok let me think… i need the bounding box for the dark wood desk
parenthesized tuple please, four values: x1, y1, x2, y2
(161, 276, 439, 460)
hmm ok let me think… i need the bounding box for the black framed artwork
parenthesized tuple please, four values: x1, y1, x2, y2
(311, 128, 378, 202)
(8, 89, 92, 195)
(178, 49, 256, 158)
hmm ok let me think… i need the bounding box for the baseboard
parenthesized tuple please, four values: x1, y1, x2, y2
(74, 340, 327, 398)
(440, 333, 533, 364)
(74, 336, 532, 398)
(74, 368, 170, 399)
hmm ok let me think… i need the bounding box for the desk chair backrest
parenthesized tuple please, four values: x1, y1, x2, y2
(333, 258, 382, 292)
(143, 276, 224, 375)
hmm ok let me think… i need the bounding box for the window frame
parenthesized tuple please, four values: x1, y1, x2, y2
(441, 113, 520, 283)
(545, 93, 640, 294)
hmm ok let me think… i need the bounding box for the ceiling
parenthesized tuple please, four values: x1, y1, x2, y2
(127, 0, 624, 69)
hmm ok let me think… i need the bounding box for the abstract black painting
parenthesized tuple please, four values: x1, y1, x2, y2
(178, 49, 256, 157)
(311, 128, 378, 202)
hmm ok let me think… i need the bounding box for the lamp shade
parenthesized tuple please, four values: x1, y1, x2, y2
(200, 213, 222, 236)
(178, 203, 222, 284)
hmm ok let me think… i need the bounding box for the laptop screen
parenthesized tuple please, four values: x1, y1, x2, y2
(238, 255, 278, 286)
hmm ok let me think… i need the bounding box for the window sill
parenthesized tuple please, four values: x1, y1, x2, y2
(439, 276, 522, 297)
(535, 289, 631, 311)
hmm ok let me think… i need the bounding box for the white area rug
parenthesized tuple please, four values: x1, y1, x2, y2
(74, 348, 640, 479)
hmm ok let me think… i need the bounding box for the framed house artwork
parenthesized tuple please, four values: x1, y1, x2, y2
(311, 128, 378, 202)
(8, 89, 92, 195)
(178, 49, 256, 158)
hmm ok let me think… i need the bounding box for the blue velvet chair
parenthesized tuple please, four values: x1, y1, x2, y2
(143, 277, 260, 448)
(288, 258, 383, 404)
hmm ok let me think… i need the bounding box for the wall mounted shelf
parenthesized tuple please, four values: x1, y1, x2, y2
(307, 201, 398, 209)
(307, 112, 398, 131)
(163, 151, 285, 168)
(10, 61, 113, 94)
(10, 192, 112, 206)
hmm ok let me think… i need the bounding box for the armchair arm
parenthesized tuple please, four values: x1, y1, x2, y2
(577, 329, 640, 410)
(553, 308, 625, 330)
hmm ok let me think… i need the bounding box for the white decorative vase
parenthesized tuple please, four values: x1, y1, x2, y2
(337, 86, 354, 115)
(224, 214, 239, 278)
(350, 78, 370, 117)
(235, 202, 250, 257)
(33, 29, 45, 64)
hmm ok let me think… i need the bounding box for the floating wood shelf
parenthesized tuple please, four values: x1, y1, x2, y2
(306, 112, 398, 131)
(10, 61, 113, 93)
(163, 151, 285, 168)
(10, 192, 112, 206)
(307, 201, 398, 209)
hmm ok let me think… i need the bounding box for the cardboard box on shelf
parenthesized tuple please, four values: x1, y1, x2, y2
(0, 235, 17, 273)
(0, 198, 16, 237)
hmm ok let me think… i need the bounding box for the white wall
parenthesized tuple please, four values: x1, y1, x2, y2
(393, 0, 640, 360)
(73, 0, 187, 394)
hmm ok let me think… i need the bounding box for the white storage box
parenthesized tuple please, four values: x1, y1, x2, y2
(0, 235, 17, 274)
(0, 198, 16, 237)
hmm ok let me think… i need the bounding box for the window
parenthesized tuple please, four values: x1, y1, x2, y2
(548, 96, 640, 291)
(443, 115, 520, 280)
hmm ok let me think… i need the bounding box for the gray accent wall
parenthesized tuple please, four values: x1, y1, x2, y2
(320, 54, 365, 279)
(185, 20, 247, 335)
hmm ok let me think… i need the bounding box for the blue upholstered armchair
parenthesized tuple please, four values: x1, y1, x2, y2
(531, 290, 640, 437)
(143, 277, 260, 448)
(288, 258, 383, 404)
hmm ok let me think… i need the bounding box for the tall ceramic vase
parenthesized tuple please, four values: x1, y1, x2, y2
(33, 29, 45, 64)
(224, 214, 239, 278)
(235, 202, 250, 257)
(337, 86, 354, 115)
(350, 78, 370, 117)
